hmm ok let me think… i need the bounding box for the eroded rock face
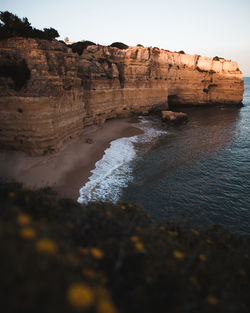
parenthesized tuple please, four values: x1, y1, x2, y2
(0, 38, 244, 155)
(161, 111, 188, 124)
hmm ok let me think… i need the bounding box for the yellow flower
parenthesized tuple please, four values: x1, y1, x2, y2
(199, 254, 206, 262)
(135, 242, 144, 252)
(90, 248, 104, 259)
(17, 214, 31, 226)
(20, 227, 36, 240)
(8, 192, 15, 197)
(191, 229, 199, 236)
(173, 250, 184, 260)
(97, 299, 117, 313)
(67, 283, 94, 309)
(130, 236, 139, 242)
(130, 235, 144, 251)
(206, 295, 219, 305)
(168, 231, 178, 237)
(121, 205, 126, 210)
(36, 239, 57, 255)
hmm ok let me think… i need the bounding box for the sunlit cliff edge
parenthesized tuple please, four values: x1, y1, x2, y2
(0, 38, 244, 155)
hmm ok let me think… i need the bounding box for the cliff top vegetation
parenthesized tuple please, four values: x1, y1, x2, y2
(110, 42, 129, 49)
(68, 40, 97, 56)
(0, 11, 59, 41)
(0, 182, 249, 313)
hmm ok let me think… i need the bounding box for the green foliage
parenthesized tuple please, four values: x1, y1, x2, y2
(0, 182, 249, 313)
(213, 56, 224, 61)
(0, 11, 59, 40)
(196, 67, 216, 74)
(0, 59, 30, 90)
(69, 40, 96, 56)
(43, 27, 59, 40)
(208, 84, 218, 88)
(110, 42, 129, 49)
(196, 67, 206, 73)
(59, 40, 67, 45)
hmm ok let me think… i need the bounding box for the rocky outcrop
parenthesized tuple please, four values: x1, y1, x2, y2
(0, 38, 244, 155)
(161, 111, 188, 124)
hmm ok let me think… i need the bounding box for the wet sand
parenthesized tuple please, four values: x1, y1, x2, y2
(0, 118, 143, 200)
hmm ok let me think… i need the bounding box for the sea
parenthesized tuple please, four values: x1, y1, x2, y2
(78, 77, 250, 235)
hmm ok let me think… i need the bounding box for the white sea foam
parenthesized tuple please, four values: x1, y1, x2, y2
(77, 117, 167, 204)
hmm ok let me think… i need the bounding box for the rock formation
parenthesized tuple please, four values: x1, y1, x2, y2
(161, 111, 188, 124)
(0, 38, 244, 155)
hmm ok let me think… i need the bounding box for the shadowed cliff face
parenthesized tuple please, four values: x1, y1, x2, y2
(0, 38, 244, 155)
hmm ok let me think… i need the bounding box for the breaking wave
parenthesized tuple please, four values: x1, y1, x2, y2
(78, 117, 167, 204)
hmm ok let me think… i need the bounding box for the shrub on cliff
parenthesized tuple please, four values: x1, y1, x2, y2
(178, 50, 185, 54)
(68, 40, 96, 56)
(110, 42, 129, 49)
(0, 11, 59, 41)
(0, 182, 250, 313)
(213, 56, 225, 61)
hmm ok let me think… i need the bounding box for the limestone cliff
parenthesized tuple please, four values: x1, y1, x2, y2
(0, 38, 244, 155)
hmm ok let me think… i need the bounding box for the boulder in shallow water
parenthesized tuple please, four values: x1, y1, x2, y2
(161, 110, 188, 124)
(85, 138, 94, 144)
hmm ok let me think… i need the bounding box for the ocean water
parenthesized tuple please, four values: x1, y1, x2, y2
(79, 77, 250, 235)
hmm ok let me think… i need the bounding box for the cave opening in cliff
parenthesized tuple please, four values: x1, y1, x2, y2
(0, 59, 30, 91)
(168, 94, 180, 107)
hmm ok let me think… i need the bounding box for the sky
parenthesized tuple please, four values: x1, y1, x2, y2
(1, 0, 250, 75)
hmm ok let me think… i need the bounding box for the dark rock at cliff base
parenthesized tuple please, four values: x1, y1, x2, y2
(161, 110, 188, 124)
(85, 137, 94, 144)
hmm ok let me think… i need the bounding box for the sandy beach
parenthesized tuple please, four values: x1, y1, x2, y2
(0, 118, 143, 200)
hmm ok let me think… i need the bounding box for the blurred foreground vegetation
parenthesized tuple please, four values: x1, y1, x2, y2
(0, 182, 249, 313)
